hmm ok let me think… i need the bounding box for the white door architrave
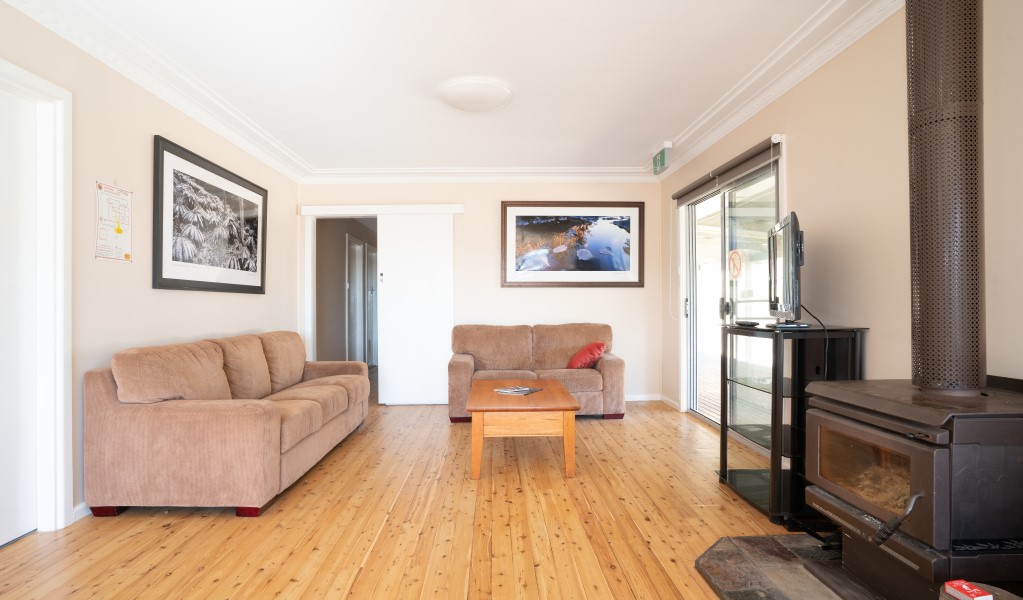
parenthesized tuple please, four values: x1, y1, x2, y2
(0, 58, 74, 533)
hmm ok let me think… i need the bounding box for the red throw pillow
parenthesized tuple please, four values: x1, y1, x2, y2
(567, 342, 606, 369)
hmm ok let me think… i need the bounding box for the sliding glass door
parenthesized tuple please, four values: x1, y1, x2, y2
(684, 164, 778, 422)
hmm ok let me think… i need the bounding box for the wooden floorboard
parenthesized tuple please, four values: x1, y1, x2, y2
(0, 398, 788, 599)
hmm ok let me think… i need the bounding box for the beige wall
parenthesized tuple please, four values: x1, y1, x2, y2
(983, 0, 1023, 378)
(660, 1, 1023, 406)
(0, 3, 302, 507)
(300, 183, 663, 400)
(315, 218, 378, 360)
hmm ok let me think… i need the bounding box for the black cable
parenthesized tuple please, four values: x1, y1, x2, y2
(800, 304, 829, 380)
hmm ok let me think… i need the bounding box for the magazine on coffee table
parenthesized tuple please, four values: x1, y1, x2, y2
(494, 386, 543, 395)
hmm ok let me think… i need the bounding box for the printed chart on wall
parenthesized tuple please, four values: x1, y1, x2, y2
(95, 181, 132, 262)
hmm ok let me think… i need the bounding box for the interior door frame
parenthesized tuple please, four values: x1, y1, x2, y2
(0, 58, 74, 531)
(299, 204, 464, 361)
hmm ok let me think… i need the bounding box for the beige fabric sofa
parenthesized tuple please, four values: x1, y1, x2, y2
(448, 323, 625, 421)
(84, 331, 369, 516)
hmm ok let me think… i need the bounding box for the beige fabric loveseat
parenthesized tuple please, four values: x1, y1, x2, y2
(84, 330, 369, 516)
(448, 323, 625, 421)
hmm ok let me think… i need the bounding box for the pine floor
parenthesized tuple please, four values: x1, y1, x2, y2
(0, 394, 786, 599)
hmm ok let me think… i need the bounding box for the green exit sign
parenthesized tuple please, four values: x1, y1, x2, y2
(652, 148, 667, 174)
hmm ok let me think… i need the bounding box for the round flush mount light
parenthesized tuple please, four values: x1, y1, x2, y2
(439, 76, 513, 112)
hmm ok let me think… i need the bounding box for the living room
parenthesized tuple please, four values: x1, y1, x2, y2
(1, 0, 1021, 597)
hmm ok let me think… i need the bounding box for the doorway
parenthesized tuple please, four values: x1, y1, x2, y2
(0, 59, 73, 538)
(304, 204, 462, 406)
(315, 219, 378, 363)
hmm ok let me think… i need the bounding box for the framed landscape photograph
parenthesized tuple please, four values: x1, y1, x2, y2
(501, 201, 644, 287)
(153, 136, 268, 293)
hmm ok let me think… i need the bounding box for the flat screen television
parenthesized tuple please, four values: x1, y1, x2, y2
(768, 211, 804, 322)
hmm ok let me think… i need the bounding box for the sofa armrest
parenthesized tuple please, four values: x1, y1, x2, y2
(596, 351, 625, 415)
(84, 369, 281, 508)
(303, 360, 368, 380)
(448, 353, 475, 419)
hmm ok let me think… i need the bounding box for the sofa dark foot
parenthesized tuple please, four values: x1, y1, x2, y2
(449, 416, 471, 423)
(602, 413, 624, 420)
(90, 506, 126, 517)
(236, 497, 276, 517)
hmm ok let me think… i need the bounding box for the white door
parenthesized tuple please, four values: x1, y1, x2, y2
(376, 213, 453, 405)
(0, 87, 38, 546)
(346, 235, 366, 362)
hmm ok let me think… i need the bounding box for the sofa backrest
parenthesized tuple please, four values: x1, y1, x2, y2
(259, 331, 307, 393)
(111, 341, 233, 403)
(212, 334, 273, 399)
(532, 323, 613, 370)
(452, 325, 533, 371)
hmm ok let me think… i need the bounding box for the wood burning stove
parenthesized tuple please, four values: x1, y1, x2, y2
(797, 6, 1023, 596)
(804, 379, 1023, 598)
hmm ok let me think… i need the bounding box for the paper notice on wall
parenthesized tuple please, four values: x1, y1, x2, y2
(95, 181, 132, 262)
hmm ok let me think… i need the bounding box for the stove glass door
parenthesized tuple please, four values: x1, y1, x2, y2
(807, 408, 949, 548)
(819, 427, 911, 515)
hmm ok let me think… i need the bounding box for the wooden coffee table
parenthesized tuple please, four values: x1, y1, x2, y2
(467, 379, 581, 479)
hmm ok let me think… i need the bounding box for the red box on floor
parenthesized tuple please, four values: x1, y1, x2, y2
(944, 580, 993, 600)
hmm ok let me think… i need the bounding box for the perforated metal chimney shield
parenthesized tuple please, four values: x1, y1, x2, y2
(906, 0, 985, 390)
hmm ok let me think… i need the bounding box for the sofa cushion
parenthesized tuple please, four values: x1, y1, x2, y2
(111, 341, 232, 403)
(275, 399, 323, 452)
(473, 370, 538, 381)
(535, 368, 604, 393)
(292, 375, 370, 408)
(212, 334, 272, 399)
(452, 325, 533, 371)
(532, 323, 612, 370)
(265, 385, 349, 422)
(567, 342, 606, 369)
(259, 331, 307, 393)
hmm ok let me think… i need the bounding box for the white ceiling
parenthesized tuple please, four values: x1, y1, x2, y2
(7, 0, 902, 182)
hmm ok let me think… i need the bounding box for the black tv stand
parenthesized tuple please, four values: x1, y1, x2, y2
(767, 322, 810, 329)
(719, 324, 865, 525)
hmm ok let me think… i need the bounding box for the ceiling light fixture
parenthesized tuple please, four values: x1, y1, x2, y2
(439, 76, 513, 113)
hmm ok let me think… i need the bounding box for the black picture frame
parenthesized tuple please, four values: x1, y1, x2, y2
(501, 200, 644, 287)
(153, 135, 268, 294)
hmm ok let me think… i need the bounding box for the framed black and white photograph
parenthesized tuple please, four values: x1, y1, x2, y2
(501, 201, 644, 287)
(153, 135, 268, 293)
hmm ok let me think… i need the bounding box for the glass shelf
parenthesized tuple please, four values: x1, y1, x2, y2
(720, 324, 866, 524)
(729, 424, 771, 449)
(721, 469, 770, 514)
(730, 375, 794, 397)
(727, 383, 771, 450)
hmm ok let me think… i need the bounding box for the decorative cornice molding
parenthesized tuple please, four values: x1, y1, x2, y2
(658, 0, 903, 181)
(5, 0, 311, 180)
(8, 0, 902, 185)
(297, 167, 659, 185)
